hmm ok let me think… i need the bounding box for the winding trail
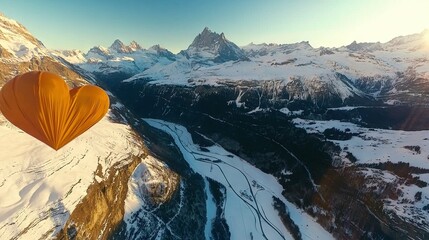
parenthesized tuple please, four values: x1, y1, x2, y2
(146, 119, 290, 239)
(144, 118, 335, 240)
(202, 112, 324, 201)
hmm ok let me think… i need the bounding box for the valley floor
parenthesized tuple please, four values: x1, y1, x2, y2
(144, 118, 334, 240)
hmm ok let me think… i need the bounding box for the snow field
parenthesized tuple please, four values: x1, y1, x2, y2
(293, 118, 429, 230)
(144, 118, 334, 240)
(0, 112, 142, 239)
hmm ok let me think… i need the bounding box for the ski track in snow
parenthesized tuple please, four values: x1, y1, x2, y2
(0, 112, 142, 239)
(144, 118, 333, 240)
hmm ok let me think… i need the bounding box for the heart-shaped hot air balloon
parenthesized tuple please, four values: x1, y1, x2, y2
(0, 71, 109, 150)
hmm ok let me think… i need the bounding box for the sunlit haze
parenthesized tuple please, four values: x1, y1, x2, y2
(424, 30, 429, 47)
(0, 0, 428, 53)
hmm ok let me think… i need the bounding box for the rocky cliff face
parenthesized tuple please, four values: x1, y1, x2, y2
(3, 12, 429, 240)
(0, 13, 91, 87)
(104, 78, 429, 239)
(55, 23, 429, 239)
(69, 29, 429, 107)
(0, 56, 89, 87)
(0, 13, 183, 240)
(183, 27, 249, 63)
(56, 152, 182, 240)
(56, 155, 145, 240)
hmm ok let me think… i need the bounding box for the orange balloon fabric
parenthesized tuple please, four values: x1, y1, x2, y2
(0, 71, 109, 150)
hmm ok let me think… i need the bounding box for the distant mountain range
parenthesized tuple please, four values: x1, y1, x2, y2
(2, 11, 429, 240)
(51, 26, 429, 106)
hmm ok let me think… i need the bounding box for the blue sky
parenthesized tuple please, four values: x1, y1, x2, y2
(1, 0, 428, 53)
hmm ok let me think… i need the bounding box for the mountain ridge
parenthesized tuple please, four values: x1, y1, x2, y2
(2, 12, 429, 240)
(53, 27, 429, 92)
(0, 13, 178, 239)
(182, 27, 249, 63)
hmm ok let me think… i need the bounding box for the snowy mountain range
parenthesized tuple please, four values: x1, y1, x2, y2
(55, 26, 429, 106)
(182, 27, 249, 63)
(2, 11, 429, 240)
(0, 13, 176, 239)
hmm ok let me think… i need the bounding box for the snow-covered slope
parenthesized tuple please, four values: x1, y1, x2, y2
(293, 117, 429, 233)
(55, 39, 176, 76)
(113, 29, 429, 105)
(181, 27, 248, 64)
(55, 28, 428, 86)
(0, 111, 145, 239)
(0, 13, 48, 61)
(144, 119, 334, 240)
(51, 49, 87, 64)
(54, 25, 429, 105)
(0, 13, 91, 88)
(0, 13, 172, 239)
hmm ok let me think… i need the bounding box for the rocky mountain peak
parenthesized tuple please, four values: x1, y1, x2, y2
(346, 40, 382, 52)
(109, 39, 142, 53)
(220, 32, 226, 40)
(88, 45, 110, 56)
(129, 40, 142, 51)
(109, 39, 127, 53)
(85, 45, 112, 62)
(149, 44, 176, 61)
(189, 27, 222, 49)
(149, 44, 163, 51)
(202, 26, 210, 34)
(186, 27, 248, 63)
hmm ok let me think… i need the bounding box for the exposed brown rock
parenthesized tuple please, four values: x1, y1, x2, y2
(138, 157, 180, 205)
(0, 56, 87, 87)
(56, 154, 145, 240)
(0, 47, 13, 58)
(0, 13, 44, 48)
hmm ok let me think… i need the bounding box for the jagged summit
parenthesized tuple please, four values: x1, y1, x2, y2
(86, 45, 110, 61)
(189, 27, 225, 49)
(185, 27, 248, 63)
(110, 39, 126, 51)
(346, 40, 382, 51)
(109, 39, 142, 53)
(149, 44, 167, 52)
(129, 40, 142, 51)
(149, 44, 176, 60)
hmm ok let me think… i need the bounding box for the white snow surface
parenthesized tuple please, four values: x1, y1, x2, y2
(0, 14, 49, 61)
(51, 49, 87, 64)
(279, 107, 303, 116)
(50, 28, 429, 102)
(56, 43, 176, 75)
(119, 30, 429, 93)
(293, 118, 429, 229)
(144, 118, 334, 240)
(293, 118, 429, 168)
(0, 112, 143, 239)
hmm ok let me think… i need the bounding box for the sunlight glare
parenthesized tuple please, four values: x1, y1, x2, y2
(424, 30, 429, 48)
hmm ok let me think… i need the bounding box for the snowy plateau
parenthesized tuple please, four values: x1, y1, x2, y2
(2, 11, 429, 240)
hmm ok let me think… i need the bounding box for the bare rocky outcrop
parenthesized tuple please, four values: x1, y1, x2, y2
(0, 47, 13, 58)
(0, 56, 87, 87)
(56, 154, 144, 240)
(0, 13, 185, 240)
